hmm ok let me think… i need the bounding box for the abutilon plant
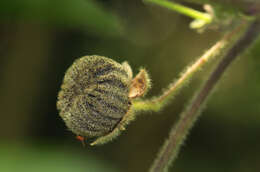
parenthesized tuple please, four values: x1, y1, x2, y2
(57, 37, 233, 146)
(57, 0, 260, 171)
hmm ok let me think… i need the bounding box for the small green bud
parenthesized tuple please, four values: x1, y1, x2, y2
(57, 55, 132, 139)
(57, 55, 151, 145)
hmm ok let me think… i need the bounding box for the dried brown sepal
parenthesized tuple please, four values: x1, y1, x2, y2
(129, 69, 151, 99)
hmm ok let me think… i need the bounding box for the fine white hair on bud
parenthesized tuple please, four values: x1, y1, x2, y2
(57, 55, 151, 145)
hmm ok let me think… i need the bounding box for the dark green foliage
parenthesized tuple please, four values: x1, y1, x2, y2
(0, 0, 121, 36)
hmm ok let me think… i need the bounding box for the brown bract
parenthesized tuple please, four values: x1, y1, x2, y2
(129, 69, 151, 99)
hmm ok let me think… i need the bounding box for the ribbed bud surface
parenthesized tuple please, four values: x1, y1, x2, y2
(57, 55, 132, 138)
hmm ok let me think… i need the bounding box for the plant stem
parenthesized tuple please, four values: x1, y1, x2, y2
(180, 0, 260, 15)
(132, 22, 243, 112)
(149, 19, 260, 172)
(144, 0, 212, 24)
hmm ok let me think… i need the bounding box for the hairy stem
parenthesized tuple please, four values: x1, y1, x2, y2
(132, 22, 245, 112)
(149, 19, 260, 172)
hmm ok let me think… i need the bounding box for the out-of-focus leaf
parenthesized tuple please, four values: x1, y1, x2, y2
(0, 143, 120, 172)
(0, 0, 121, 36)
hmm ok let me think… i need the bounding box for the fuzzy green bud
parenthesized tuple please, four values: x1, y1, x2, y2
(57, 55, 132, 140)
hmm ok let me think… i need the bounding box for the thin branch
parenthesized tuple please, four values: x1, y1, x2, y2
(180, 0, 259, 14)
(144, 0, 212, 24)
(149, 19, 260, 172)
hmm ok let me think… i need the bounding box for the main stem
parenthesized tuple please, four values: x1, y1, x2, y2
(132, 22, 244, 112)
(150, 19, 260, 172)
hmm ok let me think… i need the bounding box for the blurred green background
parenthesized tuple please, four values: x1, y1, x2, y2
(0, 0, 260, 171)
